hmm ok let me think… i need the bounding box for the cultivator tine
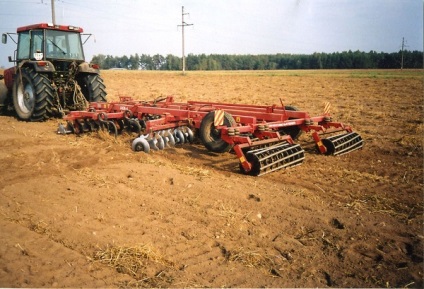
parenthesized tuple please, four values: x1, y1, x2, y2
(322, 132, 363, 156)
(100, 121, 117, 137)
(87, 119, 99, 132)
(79, 119, 90, 132)
(127, 119, 142, 136)
(245, 141, 305, 176)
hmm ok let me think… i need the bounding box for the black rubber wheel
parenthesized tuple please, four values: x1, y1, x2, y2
(279, 105, 303, 140)
(0, 81, 9, 115)
(78, 74, 107, 102)
(12, 67, 54, 121)
(199, 111, 236, 153)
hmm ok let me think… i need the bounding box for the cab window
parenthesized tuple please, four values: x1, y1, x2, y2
(46, 30, 84, 60)
(31, 30, 44, 54)
(17, 31, 30, 60)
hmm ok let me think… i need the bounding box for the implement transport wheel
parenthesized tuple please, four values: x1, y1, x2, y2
(200, 111, 236, 153)
(13, 67, 54, 121)
(279, 105, 302, 140)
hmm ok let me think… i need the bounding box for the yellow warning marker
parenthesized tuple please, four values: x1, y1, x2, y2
(324, 102, 331, 114)
(214, 110, 224, 126)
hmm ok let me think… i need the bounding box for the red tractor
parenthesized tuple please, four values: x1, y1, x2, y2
(0, 23, 107, 121)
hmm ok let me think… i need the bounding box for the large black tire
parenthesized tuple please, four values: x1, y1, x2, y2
(279, 105, 303, 140)
(13, 67, 54, 121)
(79, 74, 107, 102)
(200, 111, 236, 153)
(0, 81, 9, 115)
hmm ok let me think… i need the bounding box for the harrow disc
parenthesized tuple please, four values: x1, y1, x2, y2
(321, 132, 363, 156)
(155, 134, 165, 150)
(242, 141, 305, 176)
(181, 126, 194, 143)
(147, 137, 159, 150)
(174, 129, 185, 145)
(160, 130, 175, 147)
(131, 136, 150, 153)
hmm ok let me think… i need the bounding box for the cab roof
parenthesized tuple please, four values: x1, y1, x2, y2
(17, 23, 83, 33)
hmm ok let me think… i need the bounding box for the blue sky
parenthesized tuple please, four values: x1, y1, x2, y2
(0, 0, 422, 67)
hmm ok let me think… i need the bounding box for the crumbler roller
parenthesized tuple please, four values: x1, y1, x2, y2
(321, 132, 363, 156)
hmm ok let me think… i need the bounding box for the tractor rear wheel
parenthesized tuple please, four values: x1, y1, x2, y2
(200, 111, 236, 153)
(0, 81, 9, 115)
(79, 74, 107, 102)
(13, 67, 54, 121)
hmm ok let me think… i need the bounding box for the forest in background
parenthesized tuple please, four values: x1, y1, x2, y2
(91, 50, 423, 70)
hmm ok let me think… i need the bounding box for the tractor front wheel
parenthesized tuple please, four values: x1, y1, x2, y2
(13, 67, 54, 121)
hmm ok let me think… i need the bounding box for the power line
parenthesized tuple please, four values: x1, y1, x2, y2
(177, 6, 193, 74)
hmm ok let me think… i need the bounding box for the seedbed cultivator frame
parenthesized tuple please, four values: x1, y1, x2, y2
(58, 96, 363, 176)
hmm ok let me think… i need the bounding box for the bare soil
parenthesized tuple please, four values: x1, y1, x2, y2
(0, 69, 422, 288)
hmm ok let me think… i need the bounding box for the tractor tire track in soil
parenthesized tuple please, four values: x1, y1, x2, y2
(0, 69, 422, 287)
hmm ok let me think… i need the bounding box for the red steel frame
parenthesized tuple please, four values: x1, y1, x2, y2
(63, 96, 354, 169)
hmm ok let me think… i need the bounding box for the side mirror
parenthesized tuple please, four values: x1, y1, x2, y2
(2, 33, 7, 44)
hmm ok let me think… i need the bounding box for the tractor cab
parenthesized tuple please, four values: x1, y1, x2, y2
(3, 23, 87, 71)
(16, 23, 84, 62)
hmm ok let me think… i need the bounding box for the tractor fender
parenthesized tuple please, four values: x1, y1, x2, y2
(0, 80, 8, 107)
(78, 62, 100, 74)
(3, 63, 55, 91)
(21, 60, 56, 73)
(3, 67, 15, 91)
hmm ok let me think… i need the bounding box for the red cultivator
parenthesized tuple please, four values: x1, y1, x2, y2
(58, 96, 363, 176)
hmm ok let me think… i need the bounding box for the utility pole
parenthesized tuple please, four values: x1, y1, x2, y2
(400, 37, 408, 70)
(177, 6, 193, 74)
(401, 37, 405, 70)
(51, 0, 56, 25)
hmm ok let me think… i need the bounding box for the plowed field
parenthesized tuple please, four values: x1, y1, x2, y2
(0, 69, 422, 288)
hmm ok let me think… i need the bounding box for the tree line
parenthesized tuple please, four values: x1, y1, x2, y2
(91, 50, 423, 70)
